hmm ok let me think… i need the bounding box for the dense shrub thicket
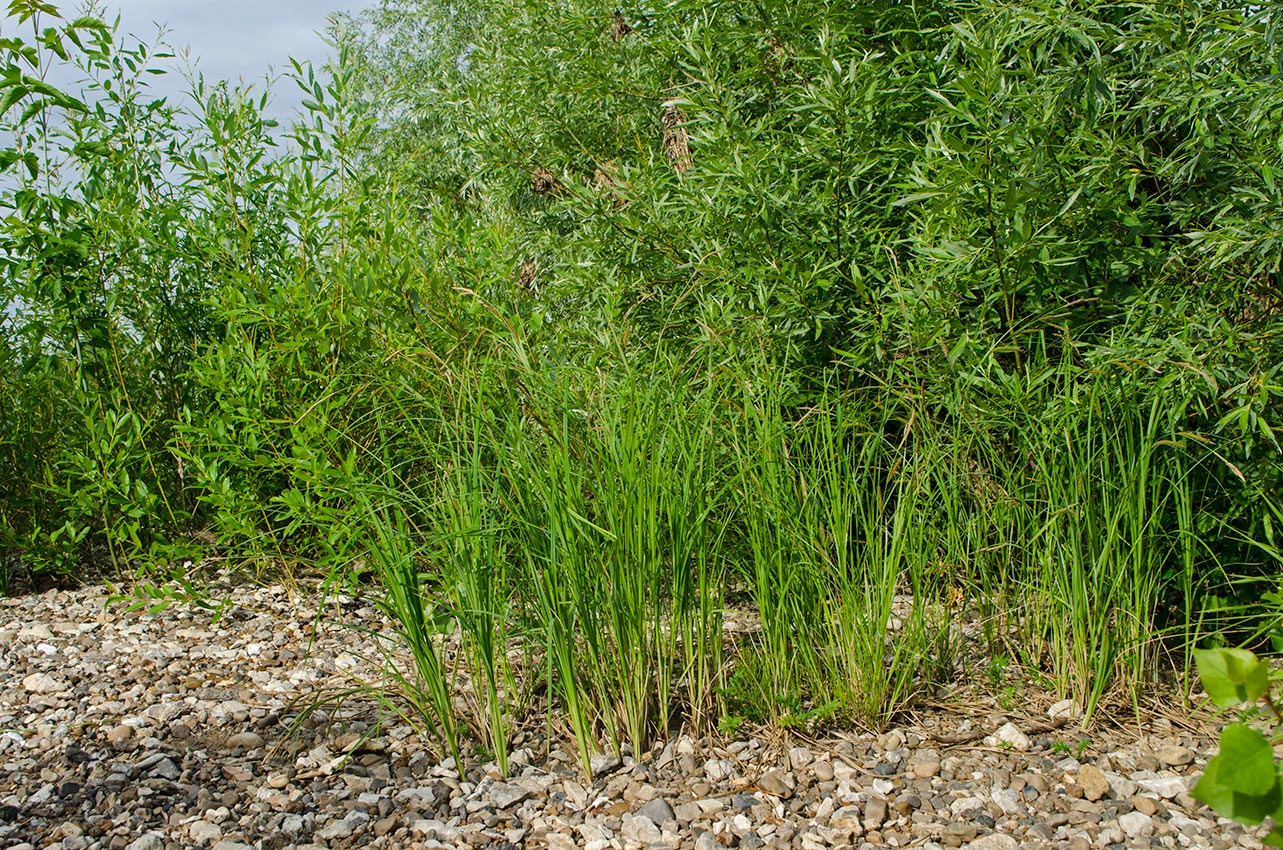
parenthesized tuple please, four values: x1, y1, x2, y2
(1, 0, 1280, 756)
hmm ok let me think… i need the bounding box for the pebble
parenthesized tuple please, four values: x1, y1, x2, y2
(620, 812, 663, 845)
(1076, 764, 1111, 802)
(1137, 776, 1187, 799)
(758, 770, 793, 798)
(21, 672, 64, 693)
(126, 835, 162, 850)
(1159, 744, 1195, 767)
(637, 796, 675, 825)
(963, 834, 1018, 850)
(0, 580, 1261, 850)
(188, 821, 222, 845)
(488, 781, 530, 808)
(988, 722, 1031, 751)
(1048, 699, 1082, 720)
(1119, 810, 1154, 837)
(225, 731, 264, 751)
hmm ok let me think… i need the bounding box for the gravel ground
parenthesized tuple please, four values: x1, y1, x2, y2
(0, 582, 1267, 850)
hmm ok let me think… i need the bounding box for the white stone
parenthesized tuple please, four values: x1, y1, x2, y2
(188, 821, 222, 845)
(962, 836, 1019, 850)
(126, 835, 163, 850)
(1119, 811, 1154, 838)
(21, 673, 64, 694)
(992, 722, 1031, 751)
(1137, 776, 1187, 799)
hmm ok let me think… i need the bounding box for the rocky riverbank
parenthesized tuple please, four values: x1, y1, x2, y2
(0, 583, 1265, 850)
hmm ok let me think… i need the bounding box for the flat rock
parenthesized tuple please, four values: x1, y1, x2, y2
(962, 835, 1019, 850)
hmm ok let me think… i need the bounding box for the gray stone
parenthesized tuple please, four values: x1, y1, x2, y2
(1104, 771, 1137, 799)
(488, 781, 530, 809)
(149, 757, 180, 780)
(636, 796, 675, 825)
(316, 815, 358, 840)
(591, 753, 622, 776)
(126, 836, 163, 850)
(694, 832, 719, 850)
(788, 746, 813, 769)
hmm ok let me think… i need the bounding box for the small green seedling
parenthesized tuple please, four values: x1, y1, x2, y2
(1193, 647, 1283, 846)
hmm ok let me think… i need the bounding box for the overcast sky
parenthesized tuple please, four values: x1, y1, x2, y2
(101, 1, 370, 120)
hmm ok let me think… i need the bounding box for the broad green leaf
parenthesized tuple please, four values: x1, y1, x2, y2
(1195, 648, 1270, 707)
(1216, 725, 1279, 796)
(1193, 752, 1282, 826)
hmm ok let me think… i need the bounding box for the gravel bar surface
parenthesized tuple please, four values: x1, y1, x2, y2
(0, 583, 1266, 850)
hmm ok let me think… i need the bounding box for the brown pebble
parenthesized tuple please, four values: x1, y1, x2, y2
(1132, 795, 1160, 816)
(1076, 765, 1111, 802)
